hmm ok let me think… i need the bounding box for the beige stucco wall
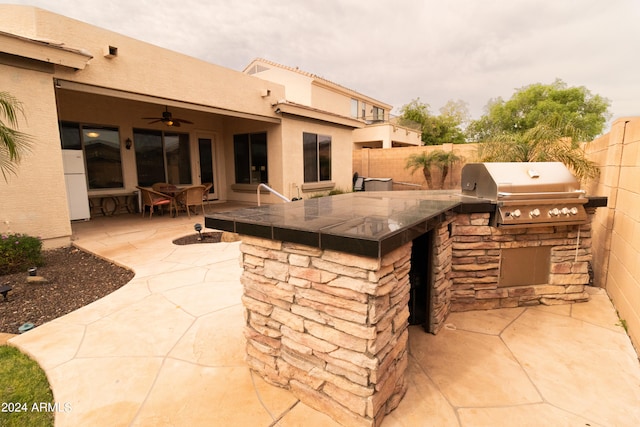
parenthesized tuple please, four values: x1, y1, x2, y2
(0, 63, 72, 247)
(310, 83, 353, 118)
(246, 59, 391, 121)
(280, 116, 354, 198)
(248, 65, 313, 106)
(0, 5, 290, 246)
(353, 123, 422, 148)
(584, 117, 640, 352)
(220, 115, 353, 203)
(0, 5, 282, 119)
(222, 118, 283, 204)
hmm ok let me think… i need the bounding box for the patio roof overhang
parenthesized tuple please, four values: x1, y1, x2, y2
(55, 79, 281, 124)
(273, 101, 363, 128)
(0, 30, 92, 71)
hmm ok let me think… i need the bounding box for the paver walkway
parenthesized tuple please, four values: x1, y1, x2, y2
(8, 212, 640, 426)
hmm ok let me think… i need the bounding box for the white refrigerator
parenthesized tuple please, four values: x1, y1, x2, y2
(62, 150, 91, 221)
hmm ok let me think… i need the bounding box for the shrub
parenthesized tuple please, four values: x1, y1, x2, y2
(309, 188, 349, 199)
(0, 233, 44, 275)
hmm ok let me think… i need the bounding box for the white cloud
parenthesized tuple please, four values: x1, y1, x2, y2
(4, 0, 639, 124)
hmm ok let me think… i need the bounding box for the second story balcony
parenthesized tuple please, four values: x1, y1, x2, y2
(354, 114, 422, 149)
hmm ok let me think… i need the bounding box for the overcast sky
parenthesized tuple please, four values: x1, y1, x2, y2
(6, 0, 640, 126)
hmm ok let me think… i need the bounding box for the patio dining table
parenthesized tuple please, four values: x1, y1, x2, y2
(155, 185, 194, 216)
(154, 185, 183, 195)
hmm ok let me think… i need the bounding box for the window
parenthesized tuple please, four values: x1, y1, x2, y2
(165, 132, 192, 184)
(133, 129, 192, 187)
(233, 132, 268, 184)
(303, 132, 331, 183)
(351, 99, 359, 118)
(246, 64, 270, 75)
(372, 106, 385, 122)
(59, 122, 124, 189)
(361, 102, 367, 119)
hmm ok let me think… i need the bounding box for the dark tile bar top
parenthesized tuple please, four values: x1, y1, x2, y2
(205, 191, 479, 258)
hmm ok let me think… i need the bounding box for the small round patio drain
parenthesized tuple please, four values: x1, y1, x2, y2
(172, 231, 239, 245)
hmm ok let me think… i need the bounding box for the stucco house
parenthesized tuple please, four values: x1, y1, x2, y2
(243, 58, 422, 150)
(0, 5, 419, 248)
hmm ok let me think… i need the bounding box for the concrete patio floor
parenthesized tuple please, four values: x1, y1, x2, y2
(8, 209, 640, 426)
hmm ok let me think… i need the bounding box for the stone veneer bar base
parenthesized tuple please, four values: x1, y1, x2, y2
(234, 209, 598, 426)
(450, 211, 595, 311)
(239, 236, 411, 427)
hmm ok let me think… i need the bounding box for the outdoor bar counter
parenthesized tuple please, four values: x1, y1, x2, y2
(205, 191, 476, 258)
(204, 190, 603, 427)
(204, 191, 479, 426)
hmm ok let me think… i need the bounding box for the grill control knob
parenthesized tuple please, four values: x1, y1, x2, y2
(570, 207, 579, 215)
(549, 208, 560, 217)
(561, 207, 570, 216)
(530, 208, 541, 218)
(512, 209, 521, 218)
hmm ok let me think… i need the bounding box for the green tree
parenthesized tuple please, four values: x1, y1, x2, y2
(399, 98, 468, 145)
(398, 98, 430, 129)
(477, 114, 600, 181)
(405, 149, 463, 189)
(467, 79, 611, 141)
(0, 92, 31, 181)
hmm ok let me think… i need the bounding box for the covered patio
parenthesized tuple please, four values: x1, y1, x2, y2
(7, 212, 640, 426)
(55, 83, 282, 217)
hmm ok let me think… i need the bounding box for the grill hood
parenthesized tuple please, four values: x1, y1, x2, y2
(461, 162, 585, 201)
(461, 162, 587, 228)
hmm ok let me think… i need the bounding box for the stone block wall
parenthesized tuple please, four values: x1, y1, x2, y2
(450, 212, 594, 311)
(429, 213, 455, 333)
(239, 236, 412, 427)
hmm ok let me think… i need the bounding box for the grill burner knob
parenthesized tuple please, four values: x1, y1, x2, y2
(549, 208, 560, 217)
(561, 207, 570, 216)
(570, 207, 579, 215)
(530, 208, 541, 218)
(512, 209, 521, 218)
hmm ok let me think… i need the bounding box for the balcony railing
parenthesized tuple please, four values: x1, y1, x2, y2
(359, 114, 421, 132)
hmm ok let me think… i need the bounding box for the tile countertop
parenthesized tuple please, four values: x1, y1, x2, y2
(205, 191, 607, 259)
(204, 191, 484, 258)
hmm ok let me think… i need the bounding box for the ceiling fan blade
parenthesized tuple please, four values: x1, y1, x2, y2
(142, 108, 193, 126)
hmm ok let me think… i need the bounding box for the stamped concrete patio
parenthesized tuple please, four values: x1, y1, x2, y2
(8, 208, 640, 426)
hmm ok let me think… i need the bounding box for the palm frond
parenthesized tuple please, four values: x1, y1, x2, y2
(476, 115, 598, 181)
(0, 92, 24, 128)
(0, 92, 32, 181)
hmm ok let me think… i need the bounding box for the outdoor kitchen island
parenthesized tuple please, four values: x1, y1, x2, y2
(205, 185, 604, 427)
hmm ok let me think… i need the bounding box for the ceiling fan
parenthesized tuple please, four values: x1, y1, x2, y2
(143, 106, 193, 127)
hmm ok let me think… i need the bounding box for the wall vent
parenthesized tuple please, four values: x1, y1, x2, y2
(103, 45, 118, 58)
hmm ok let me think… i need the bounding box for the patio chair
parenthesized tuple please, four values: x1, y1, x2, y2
(152, 182, 177, 192)
(201, 183, 213, 205)
(137, 186, 174, 218)
(202, 183, 213, 198)
(175, 185, 206, 218)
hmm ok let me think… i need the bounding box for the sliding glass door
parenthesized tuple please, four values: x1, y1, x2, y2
(134, 129, 192, 187)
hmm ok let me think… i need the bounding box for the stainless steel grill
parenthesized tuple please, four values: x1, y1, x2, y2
(461, 162, 588, 228)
